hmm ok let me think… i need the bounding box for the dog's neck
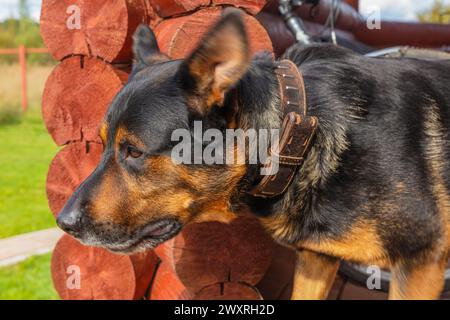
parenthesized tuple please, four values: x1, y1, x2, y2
(225, 53, 348, 242)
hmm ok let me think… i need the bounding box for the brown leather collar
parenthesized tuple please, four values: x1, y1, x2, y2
(248, 59, 318, 198)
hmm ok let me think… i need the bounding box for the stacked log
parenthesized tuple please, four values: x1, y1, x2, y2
(41, 0, 160, 300)
(41, 0, 296, 300)
(40, 0, 160, 63)
(40, 0, 450, 301)
(150, 214, 276, 299)
(154, 6, 273, 59)
(42, 57, 128, 145)
(51, 234, 158, 300)
(46, 142, 103, 216)
(146, 1, 284, 299)
(149, 0, 267, 17)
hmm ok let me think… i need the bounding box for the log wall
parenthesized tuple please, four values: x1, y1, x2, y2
(41, 0, 291, 300)
(41, 0, 450, 300)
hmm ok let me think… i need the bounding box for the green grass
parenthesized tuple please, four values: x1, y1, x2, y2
(0, 253, 58, 300)
(0, 65, 59, 300)
(0, 110, 58, 238)
(0, 103, 21, 125)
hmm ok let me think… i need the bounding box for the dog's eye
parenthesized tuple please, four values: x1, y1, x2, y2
(126, 145, 143, 159)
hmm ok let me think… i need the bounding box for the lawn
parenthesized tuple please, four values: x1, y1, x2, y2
(0, 110, 58, 238)
(0, 63, 58, 239)
(0, 63, 59, 300)
(0, 253, 58, 300)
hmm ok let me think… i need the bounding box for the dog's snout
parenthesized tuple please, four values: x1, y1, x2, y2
(57, 208, 84, 235)
(57, 189, 88, 236)
(56, 173, 96, 237)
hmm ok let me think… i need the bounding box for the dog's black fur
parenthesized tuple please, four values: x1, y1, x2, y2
(58, 10, 450, 299)
(249, 45, 450, 257)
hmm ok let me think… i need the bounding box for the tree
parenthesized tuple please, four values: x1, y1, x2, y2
(417, 0, 450, 24)
(18, 0, 30, 20)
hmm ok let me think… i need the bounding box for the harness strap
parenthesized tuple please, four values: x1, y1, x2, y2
(248, 59, 318, 198)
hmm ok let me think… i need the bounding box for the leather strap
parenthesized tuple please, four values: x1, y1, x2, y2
(248, 59, 318, 198)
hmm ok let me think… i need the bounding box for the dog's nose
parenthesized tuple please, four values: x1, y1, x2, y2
(57, 209, 83, 235)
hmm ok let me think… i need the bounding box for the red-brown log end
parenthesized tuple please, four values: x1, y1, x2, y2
(194, 282, 263, 300)
(40, 0, 159, 62)
(155, 7, 273, 59)
(148, 261, 193, 300)
(154, 214, 274, 294)
(46, 142, 103, 217)
(51, 234, 158, 300)
(148, 0, 210, 18)
(213, 0, 268, 15)
(42, 56, 127, 146)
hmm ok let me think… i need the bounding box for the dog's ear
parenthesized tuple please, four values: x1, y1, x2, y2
(180, 9, 250, 114)
(132, 24, 168, 68)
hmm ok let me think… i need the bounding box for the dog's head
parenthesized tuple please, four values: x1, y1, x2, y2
(56, 10, 252, 254)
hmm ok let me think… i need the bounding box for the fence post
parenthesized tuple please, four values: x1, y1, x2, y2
(18, 44, 28, 112)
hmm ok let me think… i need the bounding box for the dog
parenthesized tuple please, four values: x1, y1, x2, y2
(57, 10, 450, 300)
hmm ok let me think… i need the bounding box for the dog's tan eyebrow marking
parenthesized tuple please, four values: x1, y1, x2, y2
(99, 122, 109, 144)
(114, 126, 146, 149)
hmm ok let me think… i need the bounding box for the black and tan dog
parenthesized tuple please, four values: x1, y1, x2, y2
(57, 10, 450, 300)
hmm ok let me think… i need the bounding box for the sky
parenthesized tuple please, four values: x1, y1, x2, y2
(360, 0, 450, 21)
(0, 0, 41, 21)
(0, 0, 449, 22)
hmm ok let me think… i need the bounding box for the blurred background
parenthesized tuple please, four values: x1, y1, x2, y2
(0, 0, 449, 300)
